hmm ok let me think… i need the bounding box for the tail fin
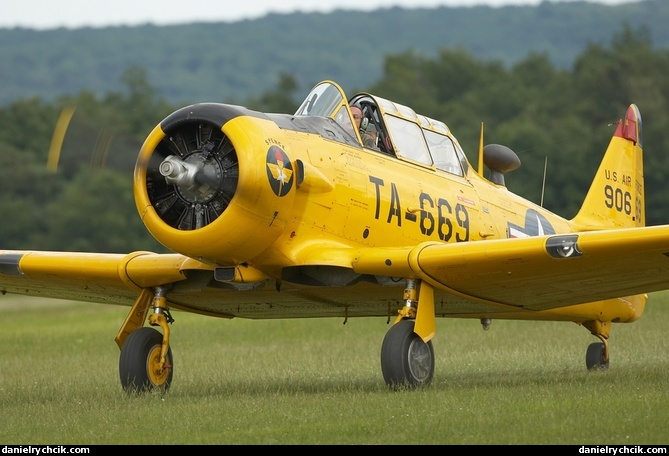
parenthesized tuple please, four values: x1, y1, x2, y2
(570, 104, 644, 230)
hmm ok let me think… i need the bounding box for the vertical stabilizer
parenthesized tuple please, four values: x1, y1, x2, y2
(570, 104, 644, 230)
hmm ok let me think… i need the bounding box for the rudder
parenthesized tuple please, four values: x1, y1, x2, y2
(570, 104, 644, 230)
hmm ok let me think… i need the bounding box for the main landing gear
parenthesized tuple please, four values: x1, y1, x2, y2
(116, 281, 440, 394)
(380, 279, 436, 389)
(116, 287, 175, 394)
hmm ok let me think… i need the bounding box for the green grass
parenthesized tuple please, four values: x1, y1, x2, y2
(1, 292, 668, 444)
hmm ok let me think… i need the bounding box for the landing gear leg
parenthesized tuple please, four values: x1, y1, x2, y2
(380, 279, 435, 389)
(118, 286, 175, 393)
(582, 320, 610, 370)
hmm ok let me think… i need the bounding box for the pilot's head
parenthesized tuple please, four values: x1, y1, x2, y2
(350, 105, 363, 129)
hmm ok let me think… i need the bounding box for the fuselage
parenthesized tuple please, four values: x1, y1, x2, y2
(131, 82, 644, 323)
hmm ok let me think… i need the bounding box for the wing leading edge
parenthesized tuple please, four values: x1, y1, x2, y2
(0, 250, 214, 306)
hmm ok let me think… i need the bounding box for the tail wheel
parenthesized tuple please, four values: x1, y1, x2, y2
(585, 342, 609, 370)
(119, 327, 173, 394)
(380, 319, 434, 389)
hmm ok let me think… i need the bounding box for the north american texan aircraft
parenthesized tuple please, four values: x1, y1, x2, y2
(0, 80, 655, 394)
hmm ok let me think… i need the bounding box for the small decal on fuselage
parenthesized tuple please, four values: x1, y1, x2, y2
(266, 145, 293, 197)
(508, 209, 556, 238)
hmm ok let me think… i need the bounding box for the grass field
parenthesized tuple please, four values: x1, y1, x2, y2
(1, 292, 668, 445)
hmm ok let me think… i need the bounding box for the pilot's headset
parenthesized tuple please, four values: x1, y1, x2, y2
(360, 115, 369, 132)
(355, 105, 369, 131)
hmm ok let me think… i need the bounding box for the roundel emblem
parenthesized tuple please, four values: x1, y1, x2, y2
(265, 145, 293, 197)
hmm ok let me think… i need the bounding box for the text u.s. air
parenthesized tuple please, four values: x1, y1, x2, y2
(0, 80, 657, 393)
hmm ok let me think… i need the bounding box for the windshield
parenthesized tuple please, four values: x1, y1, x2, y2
(295, 81, 357, 139)
(295, 81, 346, 117)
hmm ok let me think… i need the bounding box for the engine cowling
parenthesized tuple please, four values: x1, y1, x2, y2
(134, 103, 295, 266)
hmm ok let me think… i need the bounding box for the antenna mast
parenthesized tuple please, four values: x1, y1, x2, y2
(540, 156, 547, 207)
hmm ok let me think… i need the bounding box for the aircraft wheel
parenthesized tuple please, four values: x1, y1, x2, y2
(380, 319, 434, 389)
(119, 327, 173, 394)
(585, 342, 609, 370)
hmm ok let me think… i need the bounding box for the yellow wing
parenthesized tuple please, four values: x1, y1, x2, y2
(0, 251, 213, 307)
(3, 224, 668, 319)
(354, 225, 669, 312)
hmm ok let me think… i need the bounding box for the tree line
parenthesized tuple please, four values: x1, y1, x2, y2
(1, 24, 668, 253)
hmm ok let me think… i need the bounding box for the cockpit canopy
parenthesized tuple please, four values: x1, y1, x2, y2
(294, 81, 469, 177)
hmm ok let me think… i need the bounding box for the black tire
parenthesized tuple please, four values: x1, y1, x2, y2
(119, 327, 173, 394)
(380, 319, 434, 389)
(585, 342, 609, 371)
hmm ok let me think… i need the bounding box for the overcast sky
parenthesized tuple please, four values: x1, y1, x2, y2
(1, 0, 637, 30)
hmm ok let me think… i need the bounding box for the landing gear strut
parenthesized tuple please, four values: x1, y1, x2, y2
(380, 279, 435, 388)
(117, 286, 175, 393)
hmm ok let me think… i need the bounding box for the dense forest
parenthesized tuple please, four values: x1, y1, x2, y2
(1, 3, 669, 253)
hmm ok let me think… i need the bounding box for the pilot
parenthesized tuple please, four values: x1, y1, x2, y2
(350, 105, 378, 149)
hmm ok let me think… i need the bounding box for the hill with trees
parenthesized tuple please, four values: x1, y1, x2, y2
(0, 0, 667, 106)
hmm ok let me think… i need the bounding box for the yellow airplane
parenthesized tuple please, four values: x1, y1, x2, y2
(0, 80, 655, 394)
